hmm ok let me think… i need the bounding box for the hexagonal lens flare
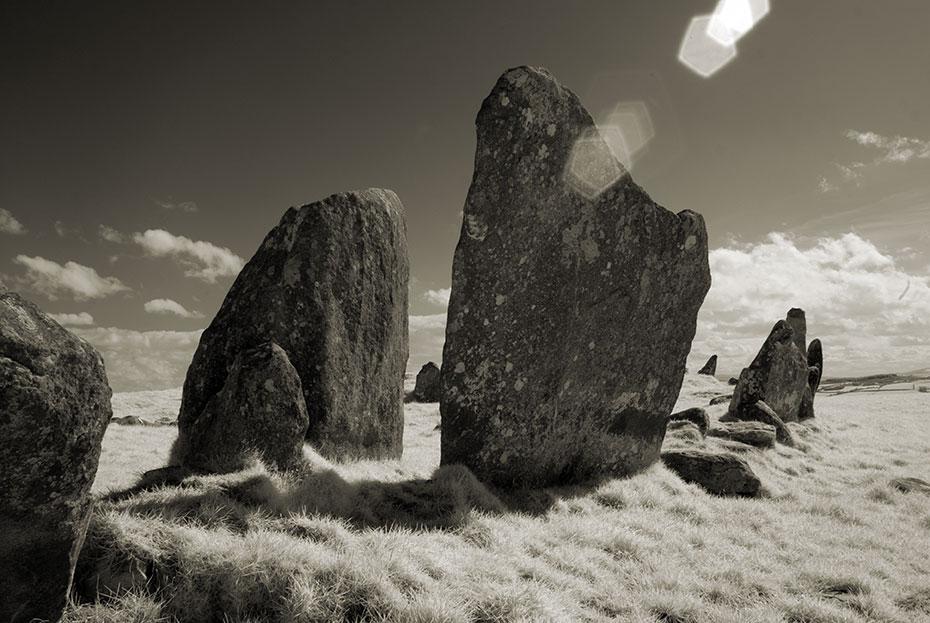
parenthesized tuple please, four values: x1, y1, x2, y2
(599, 100, 654, 171)
(564, 128, 627, 200)
(707, 0, 769, 46)
(678, 14, 738, 78)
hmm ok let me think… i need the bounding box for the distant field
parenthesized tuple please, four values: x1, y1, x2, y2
(72, 375, 930, 622)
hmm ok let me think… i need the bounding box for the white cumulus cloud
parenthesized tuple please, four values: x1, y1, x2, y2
(13, 255, 131, 300)
(144, 298, 204, 319)
(48, 311, 95, 326)
(0, 208, 26, 235)
(424, 287, 451, 306)
(690, 232, 930, 377)
(133, 229, 244, 283)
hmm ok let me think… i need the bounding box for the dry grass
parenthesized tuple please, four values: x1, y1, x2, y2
(66, 376, 930, 622)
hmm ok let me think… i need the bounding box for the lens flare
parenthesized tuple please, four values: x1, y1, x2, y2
(563, 128, 627, 200)
(678, 14, 738, 78)
(598, 100, 654, 171)
(707, 0, 769, 46)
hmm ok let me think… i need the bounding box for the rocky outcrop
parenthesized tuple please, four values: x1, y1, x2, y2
(439, 66, 711, 487)
(411, 361, 441, 402)
(727, 316, 809, 423)
(707, 421, 776, 448)
(172, 342, 309, 473)
(668, 407, 710, 436)
(0, 286, 112, 623)
(178, 189, 409, 461)
(697, 355, 717, 376)
(661, 450, 761, 497)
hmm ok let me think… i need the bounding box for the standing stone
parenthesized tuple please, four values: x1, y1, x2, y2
(697, 355, 717, 376)
(440, 66, 711, 487)
(178, 189, 408, 461)
(0, 285, 112, 623)
(785, 308, 807, 354)
(807, 338, 823, 394)
(412, 361, 441, 402)
(727, 318, 809, 423)
(172, 342, 309, 473)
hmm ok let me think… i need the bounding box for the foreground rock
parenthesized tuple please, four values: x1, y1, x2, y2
(411, 361, 441, 402)
(668, 407, 710, 436)
(440, 66, 711, 487)
(728, 316, 809, 423)
(697, 355, 717, 376)
(662, 450, 761, 497)
(173, 342, 309, 473)
(707, 421, 776, 448)
(178, 189, 408, 460)
(726, 400, 796, 447)
(0, 285, 112, 623)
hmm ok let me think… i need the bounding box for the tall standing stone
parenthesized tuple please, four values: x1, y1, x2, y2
(440, 66, 711, 488)
(727, 317, 809, 423)
(178, 189, 408, 461)
(697, 355, 717, 376)
(785, 308, 807, 354)
(807, 338, 823, 393)
(0, 285, 112, 623)
(412, 361, 441, 402)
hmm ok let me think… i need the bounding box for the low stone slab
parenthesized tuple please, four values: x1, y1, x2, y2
(661, 450, 761, 497)
(707, 421, 776, 448)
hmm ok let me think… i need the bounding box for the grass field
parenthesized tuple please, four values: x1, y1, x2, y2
(67, 374, 930, 622)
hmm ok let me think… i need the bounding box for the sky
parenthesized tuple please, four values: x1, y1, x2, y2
(2, 1, 928, 392)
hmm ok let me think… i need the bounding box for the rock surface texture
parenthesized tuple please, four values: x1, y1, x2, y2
(697, 355, 717, 376)
(412, 361, 441, 402)
(0, 285, 112, 623)
(662, 450, 761, 497)
(707, 421, 776, 448)
(174, 342, 309, 473)
(727, 317, 809, 423)
(668, 407, 710, 436)
(440, 66, 711, 487)
(178, 189, 408, 461)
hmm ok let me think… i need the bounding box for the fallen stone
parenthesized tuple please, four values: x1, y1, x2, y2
(889, 477, 930, 495)
(174, 342, 309, 473)
(661, 450, 761, 497)
(439, 66, 711, 487)
(734, 400, 796, 447)
(707, 421, 776, 448)
(178, 189, 409, 460)
(412, 361, 441, 402)
(697, 355, 717, 376)
(669, 407, 710, 436)
(0, 286, 112, 623)
(111, 415, 145, 426)
(728, 316, 809, 423)
(665, 420, 705, 445)
(709, 394, 731, 406)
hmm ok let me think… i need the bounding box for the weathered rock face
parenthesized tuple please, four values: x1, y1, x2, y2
(662, 450, 761, 497)
(178, 189, 408, 461)
(668, 407, 710, 436)
(439, 66, 711, 487)
(697, 355, 717, 376)
(0, 287, 112, 623)
(174, 342, 309, 473)
(707, 421, 776, 448)
(727, 318, 809, 423)
(412, 362, 441, 402)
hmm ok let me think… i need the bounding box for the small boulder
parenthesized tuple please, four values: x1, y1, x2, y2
(412, 361, 441, 402)
(111, 415, 144, 426)
(172, 342, 309, 473)
(728, 377, 739, 385)
(709, 394, 731, 406)
(668, 407, 710, 436)
(665, 420, 705, 445)
(707, 421, 776, 448)
(0, 287, 112, 623)
(697, 355, 717, 376)
(661, 450, 761, 497)
(733, 400, 796, 447)
(889, 477, 930, 495)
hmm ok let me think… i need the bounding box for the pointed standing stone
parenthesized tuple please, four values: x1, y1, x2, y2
(697, 355, 717, 376)
(785, 308, 807, 354)
(440, 66, 711, 487)
(178, 189, 409, 461)
(1, 286, 112, 623)
(412, 361, 441, 402)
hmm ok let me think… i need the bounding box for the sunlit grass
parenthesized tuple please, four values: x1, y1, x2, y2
(69, 377, 930, 622)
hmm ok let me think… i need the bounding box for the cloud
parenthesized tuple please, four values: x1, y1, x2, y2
(12, 255, 130, 300)
(844, 129, 930, 164)
(48, 311, 95, 326)
(155, 199, 199, 213)
(144, 298, 204, 319)
(408, 313, 447, 373)
(0, 208, 26, 235)
(817, 177, 838, 193)
(690, 232, 930, 376)
(71, 327, 203, 392)
(409, 313, 447, 331)
(424, 287, 451, 306)
(133, 229, 244, 282)
(99, 225, 127, 243)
